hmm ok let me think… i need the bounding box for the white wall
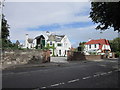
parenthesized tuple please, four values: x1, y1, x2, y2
(47, 35, 71, 56)
(84, 44, 111, 54)
(56, 35, 71, 56)
(102, 45, 111, 51)
(84, 44, 99, 52)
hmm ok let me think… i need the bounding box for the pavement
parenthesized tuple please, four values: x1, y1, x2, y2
(1, 57, 68, 70)
(1, 58, 118, 70)
(2, 58, 119, 88)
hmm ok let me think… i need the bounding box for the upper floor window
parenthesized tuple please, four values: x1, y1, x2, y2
(94, 44, 96, 48)
(57, 43, 62, 46)
(89, 44, 91, 49)
(50, 41, 52, 45)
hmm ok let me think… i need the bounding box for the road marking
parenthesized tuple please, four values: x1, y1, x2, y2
(68, 79, 79, 83)
(100, 72, 107, 75)
(50, 83, 60, 87)
(108, 71, 112, 74)
(93, 74, 100, 77)
(59, 82, 65, 85)
(82, 76, 91, 80)
(41, 87, 47, 89)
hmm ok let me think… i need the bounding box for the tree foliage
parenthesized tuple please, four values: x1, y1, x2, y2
(90, 2, 120, 32)
(78, 42, 86, 52)
(1, 14, 12, 48)
(109, 37, 120, 52)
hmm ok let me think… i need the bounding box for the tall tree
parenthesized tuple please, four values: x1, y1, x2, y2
(1, 14, 11, 48)
(90, 2, 120, 32)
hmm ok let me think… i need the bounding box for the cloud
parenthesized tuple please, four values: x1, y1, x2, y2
(4, 2, 90, 29)
(10, 24, 118, 48)
(3, 2, 118, 47)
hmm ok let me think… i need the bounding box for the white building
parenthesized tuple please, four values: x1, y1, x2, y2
(47, 34, 71, 56)
(84, 39, 111, 55)
(23, 32, 71, 56)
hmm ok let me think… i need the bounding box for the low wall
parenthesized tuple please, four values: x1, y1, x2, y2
(1, 49, 50, 66)
(85, 55, 103, 60)
(67, 51, 103, 61)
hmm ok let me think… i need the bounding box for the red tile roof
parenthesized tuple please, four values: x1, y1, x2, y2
(85, 39, 110, 45)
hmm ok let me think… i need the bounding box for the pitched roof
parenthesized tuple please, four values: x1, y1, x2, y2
(47, 34, 65, 42)
(27, 38, 33, 43)
(85, 39, 110, 45)
(16, 40, 20, 45)
(35, 35, 45, 39)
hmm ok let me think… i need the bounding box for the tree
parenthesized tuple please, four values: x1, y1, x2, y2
(90, 2, 120, 32)
(44, 43, 56, 56)
(1, 14, 12, 48)
(109, 37, 120, 52)
(78, 42, 86, 52)
(109, 37, 120, 57)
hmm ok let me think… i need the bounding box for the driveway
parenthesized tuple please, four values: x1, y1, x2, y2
(51, 57, 68, 63)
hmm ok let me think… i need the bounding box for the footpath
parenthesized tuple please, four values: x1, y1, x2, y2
(2, 61, 88, 70)
(1, 58, 118, 70)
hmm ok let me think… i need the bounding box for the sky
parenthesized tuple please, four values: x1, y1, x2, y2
(3, 1, 118, 47)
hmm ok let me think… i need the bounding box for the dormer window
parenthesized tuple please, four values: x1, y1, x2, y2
(57, 43, 62, 46)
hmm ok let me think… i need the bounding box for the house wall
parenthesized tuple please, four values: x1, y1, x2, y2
(24, 34, 35, 49)
(102, 45, 111, 51)
(56, 35, 71, 56)
(23, 34, 71, 56)
(47, 35, 71, 56)
(25, 34, 28, 48)
(84, 44, 99, 52)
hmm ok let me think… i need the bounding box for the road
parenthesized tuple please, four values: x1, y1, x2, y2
(2, 59, 120, 89)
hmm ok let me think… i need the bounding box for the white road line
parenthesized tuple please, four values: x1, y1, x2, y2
(108, 71, 112, 74)
(82, 76, 91, 80)
(68, 79, 79, 83)
(50, 83, 60, 87)
(93, 74, 100, 77)
(41, 87, 47, 89)
(100, 72, 107, 75)
(59, 82, 65, 85)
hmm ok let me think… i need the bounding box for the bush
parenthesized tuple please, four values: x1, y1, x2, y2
(115, 51, 120, 58)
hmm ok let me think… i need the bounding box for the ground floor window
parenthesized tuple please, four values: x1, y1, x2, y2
(59, 50, 61, 55)
(50, 50, 52, 54)
(65, 50, 66, 55)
